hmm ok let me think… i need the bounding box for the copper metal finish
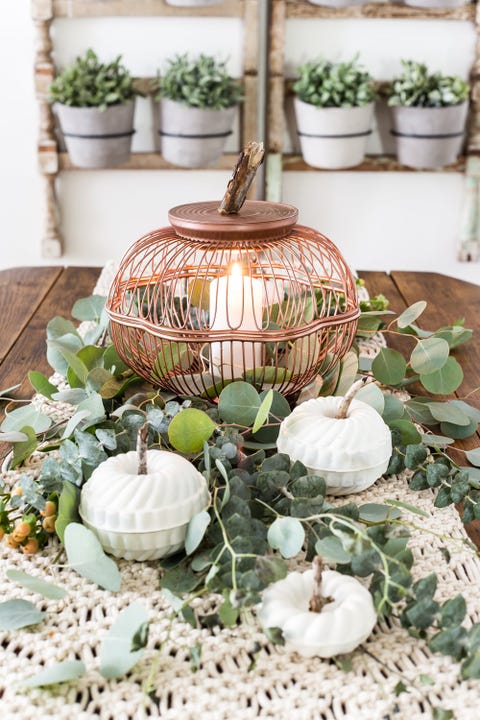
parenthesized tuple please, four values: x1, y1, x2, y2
(106, 200, 359, 398)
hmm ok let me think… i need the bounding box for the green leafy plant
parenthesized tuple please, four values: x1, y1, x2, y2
(293, 56, 375, 108)
(49, 48, 139, 109)
(1, 284, 480, 708)
(388, 60, 469, 108)
(154, 53, 243, 110)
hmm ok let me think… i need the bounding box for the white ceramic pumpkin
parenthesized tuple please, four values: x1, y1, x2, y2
(277, 387, 392, 495)
(79, 449, 210, 561)
(258, 568, 377, 657)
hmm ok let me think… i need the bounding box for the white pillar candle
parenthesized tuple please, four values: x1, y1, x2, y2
(209, 262, 263, 378)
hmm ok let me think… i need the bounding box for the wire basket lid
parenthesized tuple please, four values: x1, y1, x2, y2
(168, 200, 298, 241)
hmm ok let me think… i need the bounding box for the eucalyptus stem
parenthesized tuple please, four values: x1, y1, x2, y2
(137, 423, 149, 475)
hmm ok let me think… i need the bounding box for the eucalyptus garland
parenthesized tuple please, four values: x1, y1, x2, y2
(0, 285, 479, 703)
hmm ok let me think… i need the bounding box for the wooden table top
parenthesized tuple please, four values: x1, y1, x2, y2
(1, 266, 479, 543)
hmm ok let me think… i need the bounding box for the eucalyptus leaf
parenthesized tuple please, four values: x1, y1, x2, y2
(1, 405, 52, 434)
(334, 351, 359, 397)
(0, 430, 28, 442)
(449, 400, 480, 423)
(315, 535, 351, 564)
(466, 448, 480, 467)
(46, 316, 81, 341)
(152, 342, 189, 381)
(72, 294, 106, 322)
(185, 510, 211, 555)
(52, 388, 89, 405)
(243, 367, 292, 386)
(372, 348, 407, 386)
(421, 434, 454, 447)
(385, 499, 429, 518)
(426, 402, 470, 426)
(252, 390, 274, 434)
(410, 338, 449, 375)
(388, 419, 422, 445)
(99, 601, 149, 679)
(77, 392, 106, 425)
(420, 357, 463, 395)
(358, 503, 401, 522)
(6, 569, 67, 600)
(55, 481, 81, 543)
(46, 334, 84, 376)
(0, 599, 46, 630)
(49, 340, 89, 385)
(61, 409, 92, 440)
(18, 660, 86, 689)
(396, 301, 427, 329)
(440, 419, 478, 440)
(168, 408, 216, 454)
(218, 382, 261, 427)
(267, 517, 305, 558)
(405, 398, 436, 425)
(11, 426, 38, 469)
(355, 382, 385, 415)
(28, 371, 57, 400)
(64, 523, 121, 591)
(382, 395, 405, 423)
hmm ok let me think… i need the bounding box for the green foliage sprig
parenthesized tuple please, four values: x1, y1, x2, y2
(1, 285, 480, 697)
(388, 60, 469, 108)
(293, 56, 375, 108)
(154, 54, 243, 110)
(49, 48, 139, 110)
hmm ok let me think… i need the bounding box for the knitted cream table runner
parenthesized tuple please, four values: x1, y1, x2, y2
(0, 265, 479, 720)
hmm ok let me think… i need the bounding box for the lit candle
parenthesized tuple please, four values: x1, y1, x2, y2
(209, 262, 263, 378)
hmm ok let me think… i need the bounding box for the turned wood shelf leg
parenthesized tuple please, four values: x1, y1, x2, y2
(32, 0, 63, 257)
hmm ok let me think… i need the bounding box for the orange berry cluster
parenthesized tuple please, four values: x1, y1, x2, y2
(0, 488, 58, 555)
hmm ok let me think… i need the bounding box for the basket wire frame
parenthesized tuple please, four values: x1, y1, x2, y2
(107, 224, 359, 398)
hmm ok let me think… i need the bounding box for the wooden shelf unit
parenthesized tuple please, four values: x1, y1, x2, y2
(286, 1, 475, 20)
(266, 0, 480, 199)
(31, 0, 260, 257)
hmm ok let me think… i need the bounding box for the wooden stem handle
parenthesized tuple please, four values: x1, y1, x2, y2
(218, 141, 265, 215)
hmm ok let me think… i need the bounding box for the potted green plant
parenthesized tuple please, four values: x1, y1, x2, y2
(293, 57, 376, 169)
(50, 49, 139, 169)
(155, 54, 243, 168)
(388, 60, 469, 169)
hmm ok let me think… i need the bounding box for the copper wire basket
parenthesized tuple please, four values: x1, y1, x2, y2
(106, 199, 359, 398)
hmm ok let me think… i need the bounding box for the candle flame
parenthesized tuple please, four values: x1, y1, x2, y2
(231, 261, 242, 279)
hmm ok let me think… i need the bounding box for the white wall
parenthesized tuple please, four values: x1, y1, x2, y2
(0, 4, 479, 286)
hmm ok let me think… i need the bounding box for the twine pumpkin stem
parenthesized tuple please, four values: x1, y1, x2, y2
(137, 422, 149, 475)
(309, 555, 333, 613)
(218, 141, 265, 215)
(336, 376, 372, 419)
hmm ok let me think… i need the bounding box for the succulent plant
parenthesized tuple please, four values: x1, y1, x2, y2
(49, 48, 138, 110)
(293, 56, 375, 108)
(154, 53, 243, 110)
(388, 60, 469, 108)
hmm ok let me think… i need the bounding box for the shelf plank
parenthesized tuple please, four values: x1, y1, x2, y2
(286, 1, 475, 21)
(52, 0, 243, 18)
(282, 154, 467, 172)
(58, 151, 239, 171)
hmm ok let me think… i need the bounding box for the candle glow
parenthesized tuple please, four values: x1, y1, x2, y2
(209, 261, 263, 378)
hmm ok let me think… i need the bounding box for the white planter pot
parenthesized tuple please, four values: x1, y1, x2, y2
(55, 102, 135, 168)
(402, 0, 464, 7)
(391, 101, 468, 169)
(159, 98, 237, 168)
(294, 98, 374, 169)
